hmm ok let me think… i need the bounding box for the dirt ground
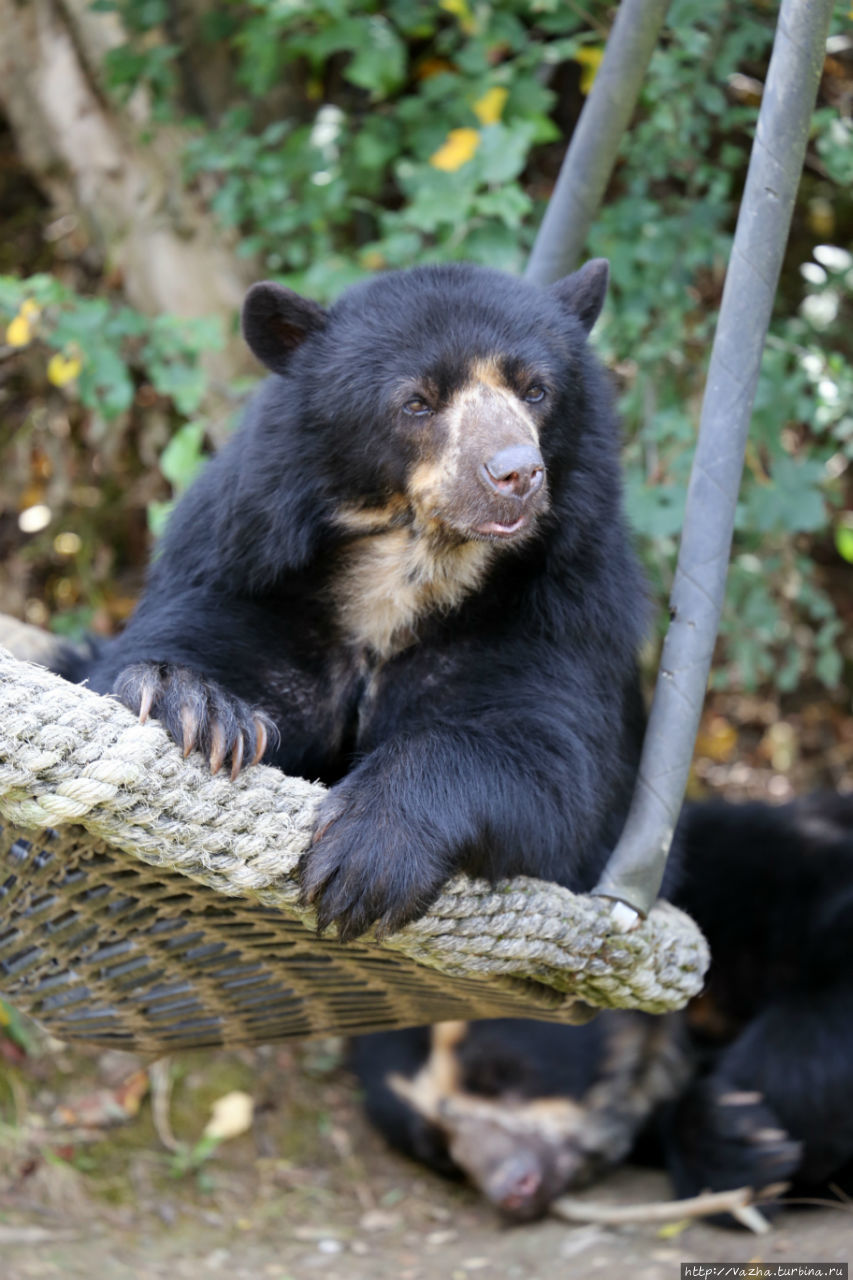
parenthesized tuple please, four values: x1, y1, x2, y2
(3, 702, 853, 1279)
(1, 1038, 851, 1280)
(4, 1173, 853, 1280)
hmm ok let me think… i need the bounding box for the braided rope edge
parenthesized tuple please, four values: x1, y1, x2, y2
(0, 647, 709, 1013)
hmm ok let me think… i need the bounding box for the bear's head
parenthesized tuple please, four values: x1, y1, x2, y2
(241, 261, 610, 555)
(383, 1013, 687, 1222)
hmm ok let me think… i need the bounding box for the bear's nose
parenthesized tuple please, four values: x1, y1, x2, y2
(481, 444, 545, 500)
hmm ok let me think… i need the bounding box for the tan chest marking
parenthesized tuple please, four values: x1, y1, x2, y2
(334, 527, 494, 658)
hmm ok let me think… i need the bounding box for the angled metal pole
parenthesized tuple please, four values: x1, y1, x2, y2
(595, 0, 835, 915)
(525, 0, 672, 286)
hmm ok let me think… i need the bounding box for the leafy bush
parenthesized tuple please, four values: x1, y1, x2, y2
(0, 275, 223, 629)
(179, 0, 591, 295)
(586, 0, 852, 689)
(0, 275, 221, 420)
(17, 0, 853, 690)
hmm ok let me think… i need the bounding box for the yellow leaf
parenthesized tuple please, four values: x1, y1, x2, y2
(807, 195, 835, 239)
(439, 0, 475, 33)
(204, 1090, 254, 1141)
(6, 314, 32, 348)
(5, 298, 41, 347)
(47, 352, 82, 387)
(657, 1219, 691, 1238)
(694, 714, 738, 763)
(473, 87, 508, 126)
(430, 127, 481, 172)
(361, 249, 387, 271)
(417, 57, 454, 82)
(575, 46, 604, 95)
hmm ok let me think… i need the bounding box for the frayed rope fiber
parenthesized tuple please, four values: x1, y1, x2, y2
(0, 644, 708, 1046)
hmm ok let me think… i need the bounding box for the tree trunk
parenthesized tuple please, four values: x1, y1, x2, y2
(0, 0, 256, 391)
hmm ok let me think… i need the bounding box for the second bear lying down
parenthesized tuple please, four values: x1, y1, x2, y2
(353, 795, 853, 1222)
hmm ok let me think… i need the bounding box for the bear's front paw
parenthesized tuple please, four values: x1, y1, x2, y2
(666, 1079, 801, 1219)
(300, 786, 448, 942)
(114, 662, 275, 778)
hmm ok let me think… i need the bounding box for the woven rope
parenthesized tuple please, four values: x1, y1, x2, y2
(0, 644, 709, 1044)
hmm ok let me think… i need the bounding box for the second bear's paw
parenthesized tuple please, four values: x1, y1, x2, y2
(113, 661, 275, 778)
(666, 1078, 802, 1218)
(300, 786, 448, 942)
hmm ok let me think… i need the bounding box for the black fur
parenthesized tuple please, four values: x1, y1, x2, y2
(664, 794, 853, 1202)
(350, 1026, 463, 1182)
(85, 262, 647, 939)
(352, 795, 853, 1220)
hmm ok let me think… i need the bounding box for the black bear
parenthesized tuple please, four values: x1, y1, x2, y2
(85, 261, 648, 939)
(350, 1012, 688, 1222)
(351, 794, 853, 1221)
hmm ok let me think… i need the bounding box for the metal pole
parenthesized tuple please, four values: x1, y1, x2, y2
(594, 0, 836, 915)
(525, 0, 672, 286)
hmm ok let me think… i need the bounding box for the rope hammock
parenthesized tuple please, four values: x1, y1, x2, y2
(0, 643, 707, 1049)
(0, 0, 833, 1050)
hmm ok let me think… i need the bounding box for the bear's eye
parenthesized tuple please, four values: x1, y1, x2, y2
(403, 397, 432, 417)
(523, 384, 546, 404)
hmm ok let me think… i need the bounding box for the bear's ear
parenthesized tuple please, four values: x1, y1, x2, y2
(549, 258, 609, 334)
(242, 281, 328, 375)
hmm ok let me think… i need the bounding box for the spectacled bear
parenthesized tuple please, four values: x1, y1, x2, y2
(350, 1012, 688, 1222)
(85, 260, 648, 940)
(351, 794, 853, 1222)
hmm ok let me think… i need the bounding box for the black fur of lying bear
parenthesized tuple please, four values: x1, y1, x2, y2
(86, 261, 647, 939)
(352, 795, 853, 1221)
(665, 792, 853, 1205)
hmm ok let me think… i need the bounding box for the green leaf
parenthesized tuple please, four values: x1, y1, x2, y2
(816, 116, 853, 187)
(626, 480, 686, 539)
(346, 18, 407, 96)
(78, 346, 135, 419)
(474, 122, 535, 184)
(815, 644, 843, 689)
(159, 421, 208, 492)
(0, 997, 34, 1054)
(148, 499, 174, 540)
(835, 523, 853, 564)
(739, 457, 829, 535)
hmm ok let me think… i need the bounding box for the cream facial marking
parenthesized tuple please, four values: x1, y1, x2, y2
(333, 358, 546, 657)
(408, 360, 542, 515)
(388, 1021, 588, 1141)
(387, 1021, 467, 1122)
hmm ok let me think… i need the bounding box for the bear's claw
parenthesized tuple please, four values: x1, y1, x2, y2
(300, 782, 448, 941)
(113, 661, 275, 778)
(667, 1078, 802, 1216)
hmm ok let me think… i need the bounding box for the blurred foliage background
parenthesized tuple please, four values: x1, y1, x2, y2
(0, 0, 852, 778)
(1, 3, 853, 1257)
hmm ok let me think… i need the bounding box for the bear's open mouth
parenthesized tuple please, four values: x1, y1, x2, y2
(475, 515, 528, 538)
